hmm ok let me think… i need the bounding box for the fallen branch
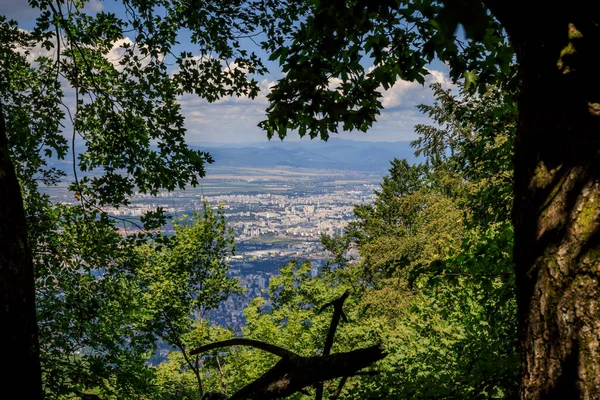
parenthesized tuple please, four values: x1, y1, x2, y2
(191, 340, 387, 400)
(190, 291, 387, 399)
(228, 345, 386, 399)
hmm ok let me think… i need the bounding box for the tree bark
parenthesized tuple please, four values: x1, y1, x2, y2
(228, 345, 386, 400)
(0, 104, 42, 397)
(500, 5, 600, 398)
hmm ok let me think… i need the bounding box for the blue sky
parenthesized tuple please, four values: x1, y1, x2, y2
(2, 0, 452, 144)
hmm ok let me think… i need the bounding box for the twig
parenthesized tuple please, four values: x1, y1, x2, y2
(329, 376, 347, 400)
(190, 338, 297, 360)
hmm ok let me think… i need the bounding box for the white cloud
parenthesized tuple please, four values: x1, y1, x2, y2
(379, 68, 453, 110)
(13, 29, 59, 64)
(106, 37, 134, 63)
(178, 92, 269, 143)
(83, 0, 103, 13)
(178, 67, 451, 143)
(105, 37, 143, 71)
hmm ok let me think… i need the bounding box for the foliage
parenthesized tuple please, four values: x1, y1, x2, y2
(37, 203, 241, 398)
(20, 0, 268, 217)
(412, 83, 516, 226)
(344, 158, 465, 284)
(154, 321, 236, 400)
(157, 81, 517, 399)
(2, 0, 523, 397)
(183, 232, 517, 399)
(2, 0, 268, 396)
(37, 205, 153, 398)
(155, 260, 362, 399)
(136, 206, 243, 396)
(258, 0, 516, 140)
(137, 206, 241, 342)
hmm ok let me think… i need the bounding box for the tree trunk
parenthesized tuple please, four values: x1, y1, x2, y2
(0, 104, 42, 397)
(507, 8, 600, 399)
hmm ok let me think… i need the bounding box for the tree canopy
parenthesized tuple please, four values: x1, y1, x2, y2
(151, 80, 519, 399)
(257, 2, 600, 397)
(4, 0, 600, 398)
(1, 1, 267, 396)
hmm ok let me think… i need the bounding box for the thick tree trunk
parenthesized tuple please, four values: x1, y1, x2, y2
(507, 8, 600, 399)
(0, 105, 42, 397)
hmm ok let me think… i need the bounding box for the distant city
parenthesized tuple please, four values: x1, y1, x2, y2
(43, 139, 415, 331)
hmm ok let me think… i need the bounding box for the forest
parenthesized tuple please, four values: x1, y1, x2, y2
(1, 0, 600, 399)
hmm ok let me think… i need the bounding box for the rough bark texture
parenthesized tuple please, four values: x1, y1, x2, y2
(493, 4, 600, 398)
(0, 105, 42, 397)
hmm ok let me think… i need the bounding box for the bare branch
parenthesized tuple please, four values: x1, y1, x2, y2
(228, 345, 387, 400)
(316, 290, 350, 400)
(189, 338, 298, 360)
(329, 376, 348, 400)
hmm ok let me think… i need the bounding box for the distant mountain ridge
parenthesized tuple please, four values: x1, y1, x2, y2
(193, 139, 419, 173)
(46, 139, 420, 175)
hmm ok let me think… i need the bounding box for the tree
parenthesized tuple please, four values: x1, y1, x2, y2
(0, 21, 56, 397)
(413, 82, 516, 227)
(1, 1, 267, 396)
(6, 0, 600, 396)
(318, 83, 520, 395)
(258, 1, 600, 397)
(35, 204, 241, 398)
(154, 62, 513, 400)
(494, 8, 600, 398)
(136, 206, 242, 397)
(0, 81, 43, 400)
(155, 261, 388, 399)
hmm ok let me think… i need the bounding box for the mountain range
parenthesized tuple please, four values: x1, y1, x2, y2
(194, 139, 418, 173)
(46, 139, 420, 176)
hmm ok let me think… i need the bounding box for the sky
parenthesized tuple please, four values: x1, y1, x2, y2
(1, 0, 453, 144)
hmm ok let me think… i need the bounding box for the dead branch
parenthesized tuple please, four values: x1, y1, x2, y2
(190, 338, 298, 360)
(191, 291, 387, 399)
(228, 345, 387, 399)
